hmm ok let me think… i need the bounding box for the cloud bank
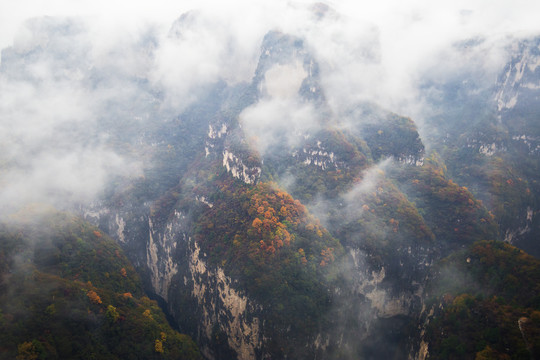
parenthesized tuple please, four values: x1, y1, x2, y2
(1, 0, 539, 215)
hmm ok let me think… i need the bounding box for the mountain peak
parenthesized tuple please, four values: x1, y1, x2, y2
(253, 30, 324, 103)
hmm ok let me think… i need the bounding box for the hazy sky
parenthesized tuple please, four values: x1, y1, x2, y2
(2, 0, 540, 57)
(2, 1, 539, 46)
(1, 0, 539, 214)
(2, 0, 540, 106)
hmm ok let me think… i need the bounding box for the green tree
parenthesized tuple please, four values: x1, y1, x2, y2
(106, 305, 119, 323)
(16, 340, 43, 360)
(155, 339, 164, 353)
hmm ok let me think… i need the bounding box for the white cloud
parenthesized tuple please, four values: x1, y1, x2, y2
(264, 61, 308, 98)
(0, 0, 539, 215)
(240, 98, 320, 156)
(0, 16, 143, 215)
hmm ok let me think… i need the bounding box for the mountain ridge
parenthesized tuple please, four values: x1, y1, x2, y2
(1, 12, 540, 360)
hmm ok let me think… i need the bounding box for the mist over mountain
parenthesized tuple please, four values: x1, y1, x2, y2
(1, 1, 540, 359)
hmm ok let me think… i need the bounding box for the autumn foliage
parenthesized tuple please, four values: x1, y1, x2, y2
(196, 180, 339, 268)
(0, 214, 202, 360)
(426, 241, 540, 359)
(87, 290, 102, 304)
(194, 179, 342, 338)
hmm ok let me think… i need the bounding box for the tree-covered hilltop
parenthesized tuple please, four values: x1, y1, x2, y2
(393, 153, 499, 251)
(197, 178, 340, 313)
(425, 241, 540, 359)
(443, 133, 540, 257)
(0, 210, 201, 360)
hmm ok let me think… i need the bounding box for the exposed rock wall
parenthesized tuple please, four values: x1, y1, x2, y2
(496, 40, 540, 112)
(84, 197, 431, 359)
(147, 213, 181, 299)
(187, 241, 263, 359)
(222, 150, 261, 184)
(293, 144, 337, 170)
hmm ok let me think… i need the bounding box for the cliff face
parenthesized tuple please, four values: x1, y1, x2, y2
(496, 38, 540, 115)
(186, 242, 262, 359)
(85, 203, 431, 359)
(147, 208, 264, 360)
(83, 203, 261, 359)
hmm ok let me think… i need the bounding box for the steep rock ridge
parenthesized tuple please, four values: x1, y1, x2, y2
(222, 149, 261, 184)
(85, 33, 431, 360)
(205, 121, 262, 185)
(147, 213, 182, 299)
(292, 141, 338, 170)
(186, 240, 263, 360)
(236, 30, 435, 358)
(496, 38, 540, 112)
(82, 201, 151, 269)
(348, 248, 415, 318)
(421, 36, 540, 258)
(488, 37, 540, 256)
(195, 195, 214, 208)
(115, 213, 127, 243)
(331, 229, 434, 351)
(407, 302, 436, 360)
(253, 31, 325, 104)
(84, 199, 267, 359)
(495, 37, 540, 152)
(470, 141, 502, 157)
(504, 206, 535, 244)
(243, 32, 428, 191)
(206, 123, 228, 157)
(325, 247, 431, 359)
(205, 116, 263, 185)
